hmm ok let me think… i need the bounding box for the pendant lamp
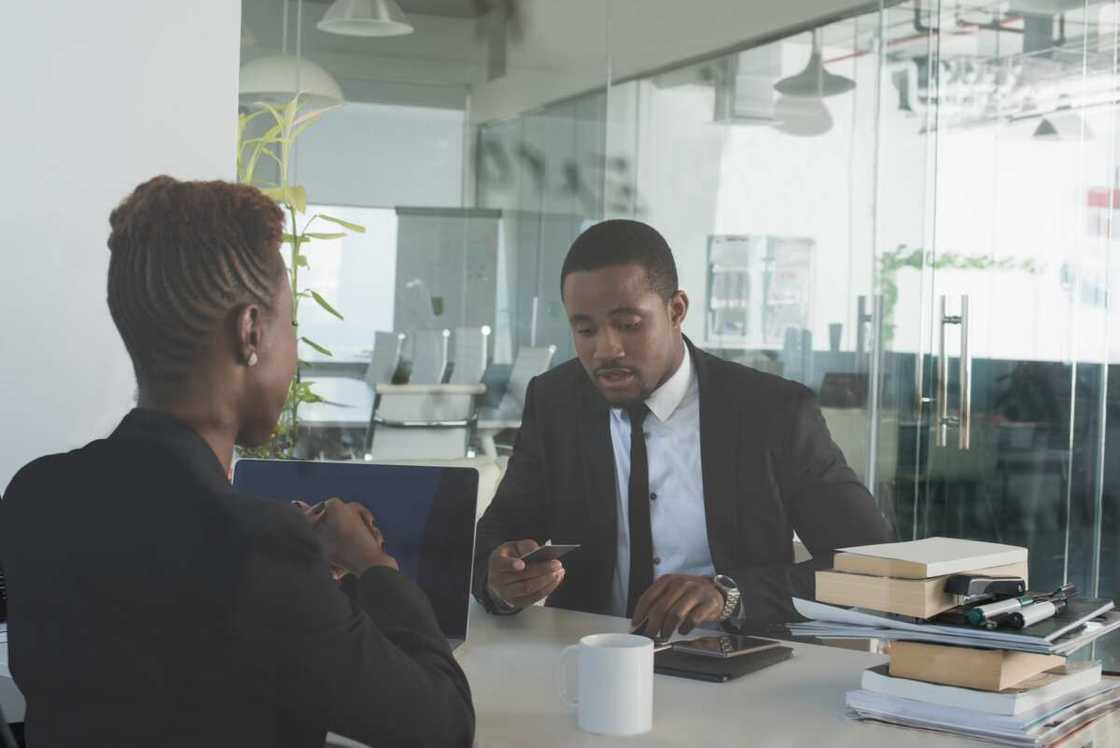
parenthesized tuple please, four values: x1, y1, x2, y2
(239, 0, 344, 109)
(318, 0, 414, 37)
(239, 55, 344, 109)
(774, 30, 855, 98)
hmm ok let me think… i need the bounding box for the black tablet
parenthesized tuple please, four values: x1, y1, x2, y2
(654, 644, 794, 682)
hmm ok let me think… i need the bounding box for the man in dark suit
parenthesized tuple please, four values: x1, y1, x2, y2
(473, 220, 894, 638)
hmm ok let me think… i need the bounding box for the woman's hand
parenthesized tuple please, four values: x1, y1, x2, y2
(293, 498, 399, 575)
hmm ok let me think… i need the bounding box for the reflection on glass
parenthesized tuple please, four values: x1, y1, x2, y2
(238, 0, 1120, 668)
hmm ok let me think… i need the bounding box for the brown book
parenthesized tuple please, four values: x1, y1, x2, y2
(888, 641, 1065, 692)
(815, 561, 1029, 619)
(834, 537, 1027, 579)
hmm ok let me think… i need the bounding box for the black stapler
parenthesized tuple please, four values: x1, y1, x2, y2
(944, 574, 1026, 599)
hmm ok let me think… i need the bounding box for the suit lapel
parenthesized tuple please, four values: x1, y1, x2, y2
(690, 340, 741, 571)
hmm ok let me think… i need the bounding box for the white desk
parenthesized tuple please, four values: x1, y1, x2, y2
(5, 607, 1120, 746)
(458, 603, 978, 747)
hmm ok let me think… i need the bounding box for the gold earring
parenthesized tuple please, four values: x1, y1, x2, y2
(247, 352, 259, 367)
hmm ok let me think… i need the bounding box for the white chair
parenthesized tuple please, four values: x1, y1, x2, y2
(476, 345, 557, 457)
(448, 326, 491, 385)
(368, 383, 486, 460)
(367, 329, 493, 460)
(360, 331, 407, 450)
(299, 332, 404, 433)
(408, 329, 451, 385)
(366, 331, 406, 390)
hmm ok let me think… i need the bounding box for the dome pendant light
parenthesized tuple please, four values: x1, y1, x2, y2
(239, 56, 344, 109)
(240, 0, 344, 109)
(317, 0, 415, 37)
(774, 30, 855, 98)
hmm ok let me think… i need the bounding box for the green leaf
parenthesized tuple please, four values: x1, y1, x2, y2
(281, 233, 305, 245)
(293, 254, 310, 269)
(304, 232, 346, 240)
(310, 290, 344, 320)
(260, 185, 307, 213)
(288, 185, 307, 214)
(318, 214, 366, 233)
(300, 336, 333, 357)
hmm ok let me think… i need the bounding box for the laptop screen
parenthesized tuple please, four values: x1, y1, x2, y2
(232, 459, 478, 642)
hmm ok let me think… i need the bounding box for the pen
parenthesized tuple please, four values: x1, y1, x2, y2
(965, 595, 1037, 626)
(1007, 599, 1067, 630)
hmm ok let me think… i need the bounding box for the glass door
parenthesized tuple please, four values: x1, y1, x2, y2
(875, 0, 1119, 666)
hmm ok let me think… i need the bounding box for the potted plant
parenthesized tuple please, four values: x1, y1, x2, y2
(236, 96, 365, 458)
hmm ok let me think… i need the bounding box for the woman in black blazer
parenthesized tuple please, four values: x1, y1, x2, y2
(0, 176, 474, 747)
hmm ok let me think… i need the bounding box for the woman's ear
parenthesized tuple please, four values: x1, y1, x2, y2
(237, 304, 264, 366)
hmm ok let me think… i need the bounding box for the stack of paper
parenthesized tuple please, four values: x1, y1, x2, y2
(796, 537, 1120, 745)
(791, 598, 1120, 656)
(846, 677, 1120, 747)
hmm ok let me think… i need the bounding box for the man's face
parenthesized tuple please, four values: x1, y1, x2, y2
(563, 263, 688, 407)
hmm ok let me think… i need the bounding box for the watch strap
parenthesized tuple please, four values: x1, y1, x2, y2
(714, 575, 741, 622)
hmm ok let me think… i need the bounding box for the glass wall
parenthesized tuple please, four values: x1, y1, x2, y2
(240, 0, 1120, 664)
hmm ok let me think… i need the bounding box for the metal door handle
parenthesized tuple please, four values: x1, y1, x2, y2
(857, 295, 882, 357)
(959, 296, 972, 450)
(937, 295, 972, 449)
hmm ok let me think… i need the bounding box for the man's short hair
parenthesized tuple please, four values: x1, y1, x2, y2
(560, 219, 679, 301)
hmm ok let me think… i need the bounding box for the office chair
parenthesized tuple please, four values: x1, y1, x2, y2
(448, 326, 491, 385)
(362, 332, 407, 451)
(476, 344, 557, 457)
(367, 329, 486, 460)
(408, 329, 451, 385)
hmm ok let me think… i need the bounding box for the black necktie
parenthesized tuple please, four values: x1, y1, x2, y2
(626, 404, 653, 617)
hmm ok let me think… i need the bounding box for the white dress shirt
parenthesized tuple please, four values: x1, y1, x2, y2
(607, 350, 715, 618)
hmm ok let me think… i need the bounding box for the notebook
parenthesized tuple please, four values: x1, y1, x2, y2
(835, 537, 1027, 579)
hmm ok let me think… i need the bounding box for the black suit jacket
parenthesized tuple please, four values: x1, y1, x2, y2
(0, 409, 474, 748)
(473, 340, 895, 624)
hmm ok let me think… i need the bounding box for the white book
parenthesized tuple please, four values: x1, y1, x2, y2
(861, 662, 1102, 716)
(846, 685, 1120, 734)
(846, 682, 1120, 747)
(836, 537, 1027, 579)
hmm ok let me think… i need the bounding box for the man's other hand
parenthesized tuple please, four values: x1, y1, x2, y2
(631, 574, 724, 639)
(486, 539, 565, 610)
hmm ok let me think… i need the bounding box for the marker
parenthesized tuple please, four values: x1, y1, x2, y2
(965, 596, 1036, 626)
(1008, 599, 1067, 630)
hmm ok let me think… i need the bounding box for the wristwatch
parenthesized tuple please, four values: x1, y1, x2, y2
(713, 574, 741, 622)
(485, 582, 519, 615)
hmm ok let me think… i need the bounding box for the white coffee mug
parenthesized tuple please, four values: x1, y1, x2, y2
(558, 633, 653, 736)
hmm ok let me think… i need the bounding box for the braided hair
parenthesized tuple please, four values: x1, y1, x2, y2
(106, 176, 285, 386)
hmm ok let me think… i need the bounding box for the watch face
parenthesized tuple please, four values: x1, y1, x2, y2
(714, 574, 737, 591)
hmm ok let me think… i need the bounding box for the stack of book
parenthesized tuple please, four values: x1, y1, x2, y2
(791, 537, 1120, 746)
(815, 537, 1031, 620)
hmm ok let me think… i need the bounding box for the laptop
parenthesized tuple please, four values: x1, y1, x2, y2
(232, 459, 479, 651)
